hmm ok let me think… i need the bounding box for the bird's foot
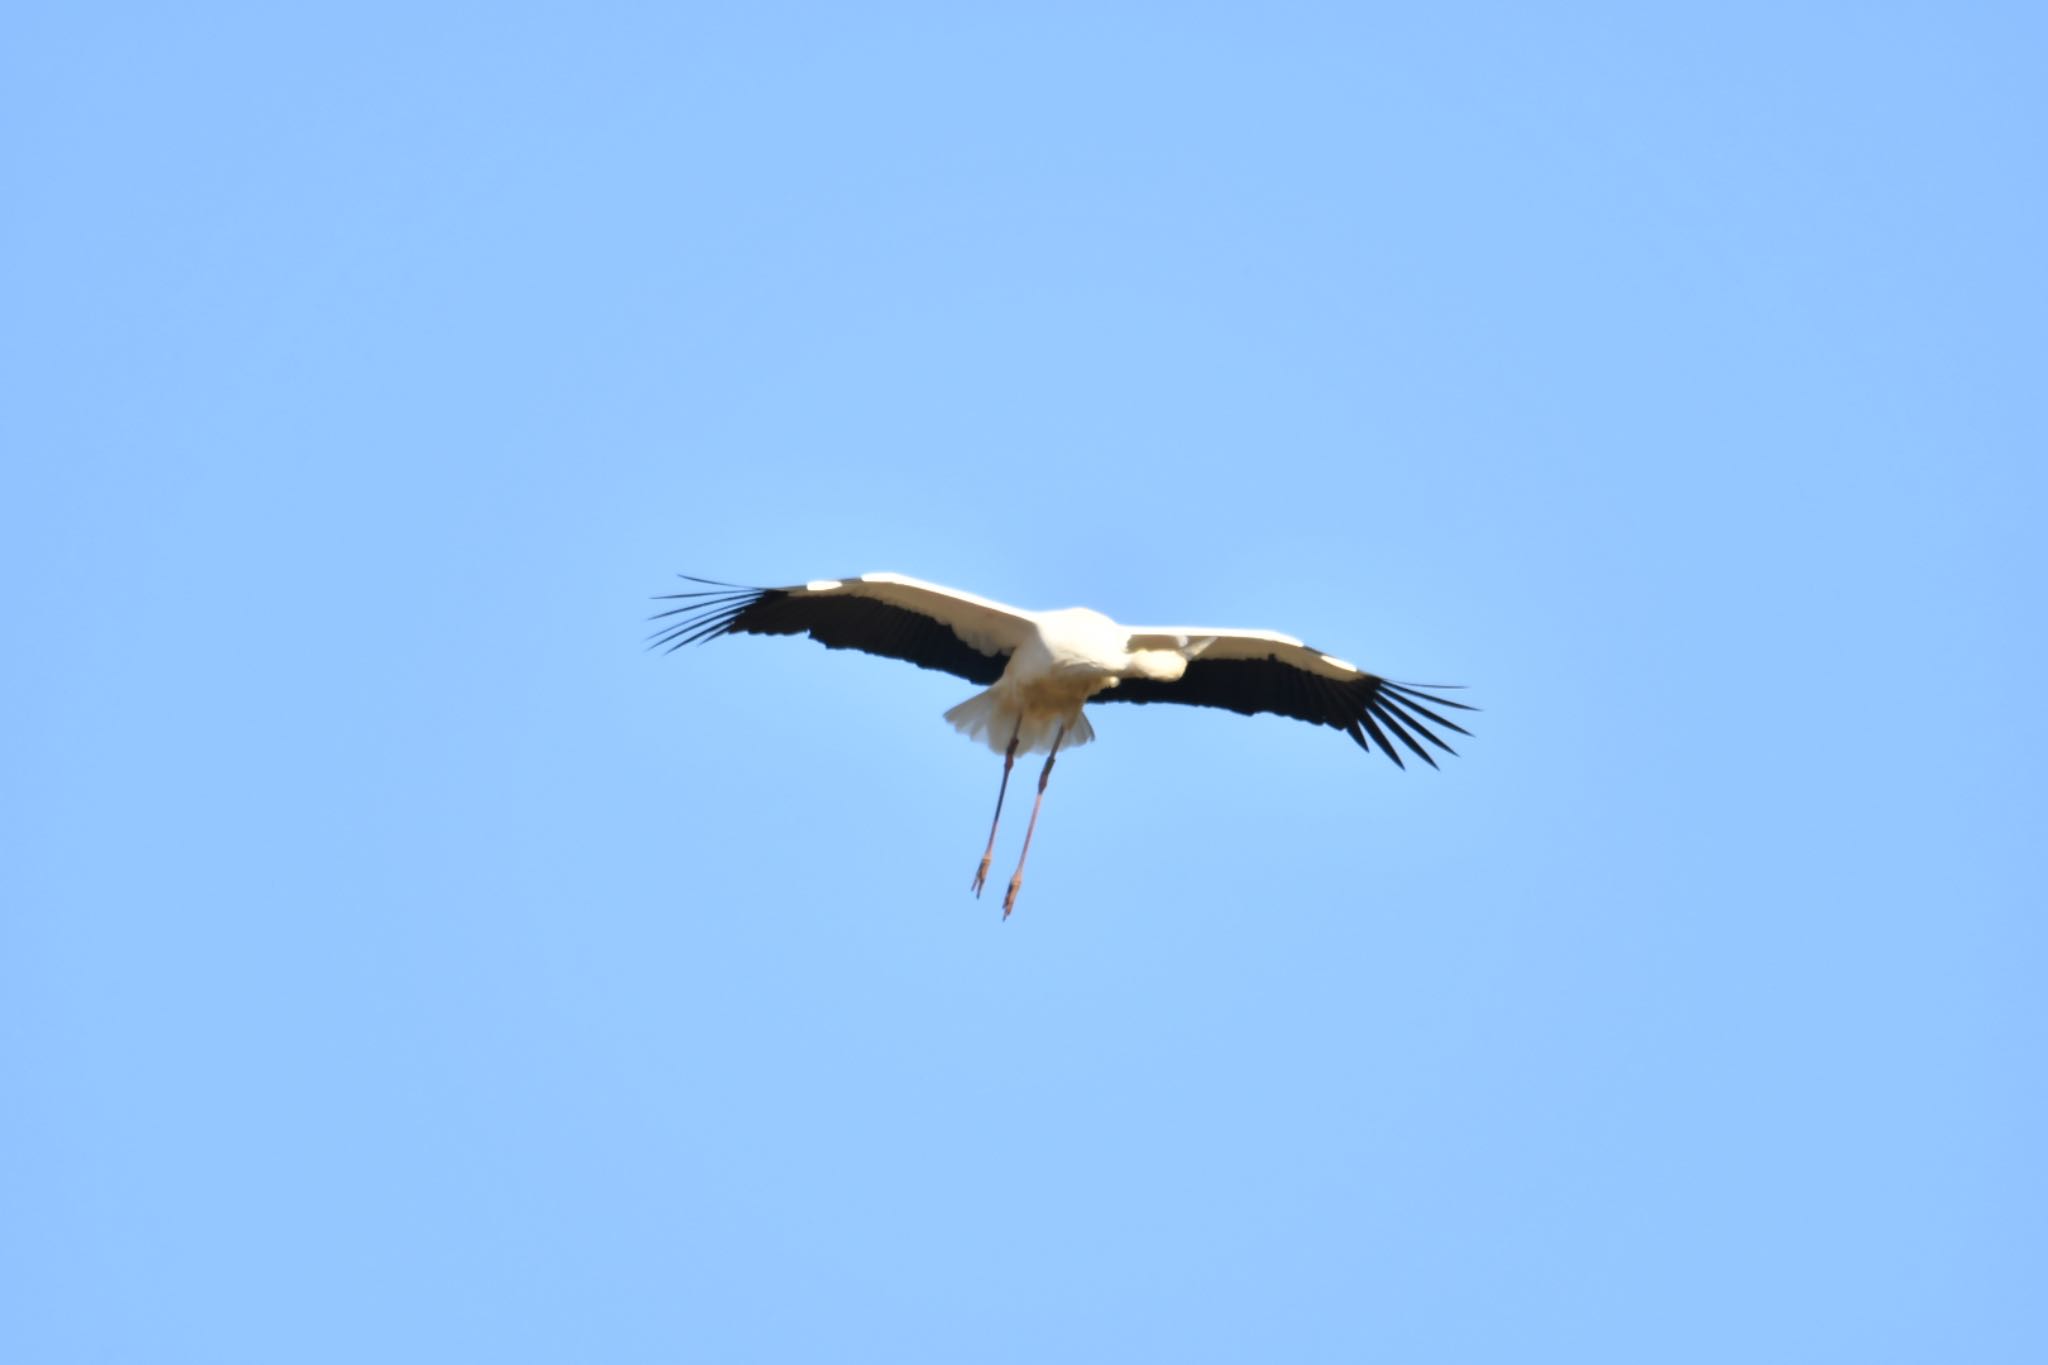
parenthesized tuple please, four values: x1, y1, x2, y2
(1002, 875, 1022, 920)
(971, 855, 992, 897)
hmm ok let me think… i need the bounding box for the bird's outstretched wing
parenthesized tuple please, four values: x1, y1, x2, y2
(1103, 628, 1474, 768)
(649, 572, 1032, 685)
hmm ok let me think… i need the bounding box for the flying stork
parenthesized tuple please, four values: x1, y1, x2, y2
(652, 572, 1472, 918)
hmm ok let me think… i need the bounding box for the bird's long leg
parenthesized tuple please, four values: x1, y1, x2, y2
(1002, 723, 1066, 921)
(971, 719, 1024, 897)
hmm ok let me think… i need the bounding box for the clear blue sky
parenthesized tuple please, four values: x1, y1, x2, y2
(5, 4, 2042, 1361)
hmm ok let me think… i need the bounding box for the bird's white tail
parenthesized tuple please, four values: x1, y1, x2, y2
(944, 689, 1095, 756)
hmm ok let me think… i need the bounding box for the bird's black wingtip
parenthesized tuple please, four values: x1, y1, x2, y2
(645, 579, 771, 652)
(1355, 678, 1473, 767)
(1387, 681, 1480, 713)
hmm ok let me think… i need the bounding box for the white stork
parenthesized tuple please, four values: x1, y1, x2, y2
(652, 572, 1472, 918)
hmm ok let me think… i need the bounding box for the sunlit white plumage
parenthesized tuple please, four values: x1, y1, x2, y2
(651, 572, 1473, 917)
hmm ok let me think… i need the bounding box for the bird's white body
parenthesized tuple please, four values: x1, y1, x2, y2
(943, 606, 1199, 755)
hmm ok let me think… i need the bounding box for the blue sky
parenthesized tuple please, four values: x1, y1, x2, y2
(5, 4, 2042, 1360)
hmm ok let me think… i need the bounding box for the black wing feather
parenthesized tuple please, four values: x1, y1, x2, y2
(1094, 655, 1475, 768)
(649, 581, 1010, 685)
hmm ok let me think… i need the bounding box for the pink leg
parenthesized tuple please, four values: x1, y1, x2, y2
(1002, 724, 1066, 920)
(971, 721, 1023, 897)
